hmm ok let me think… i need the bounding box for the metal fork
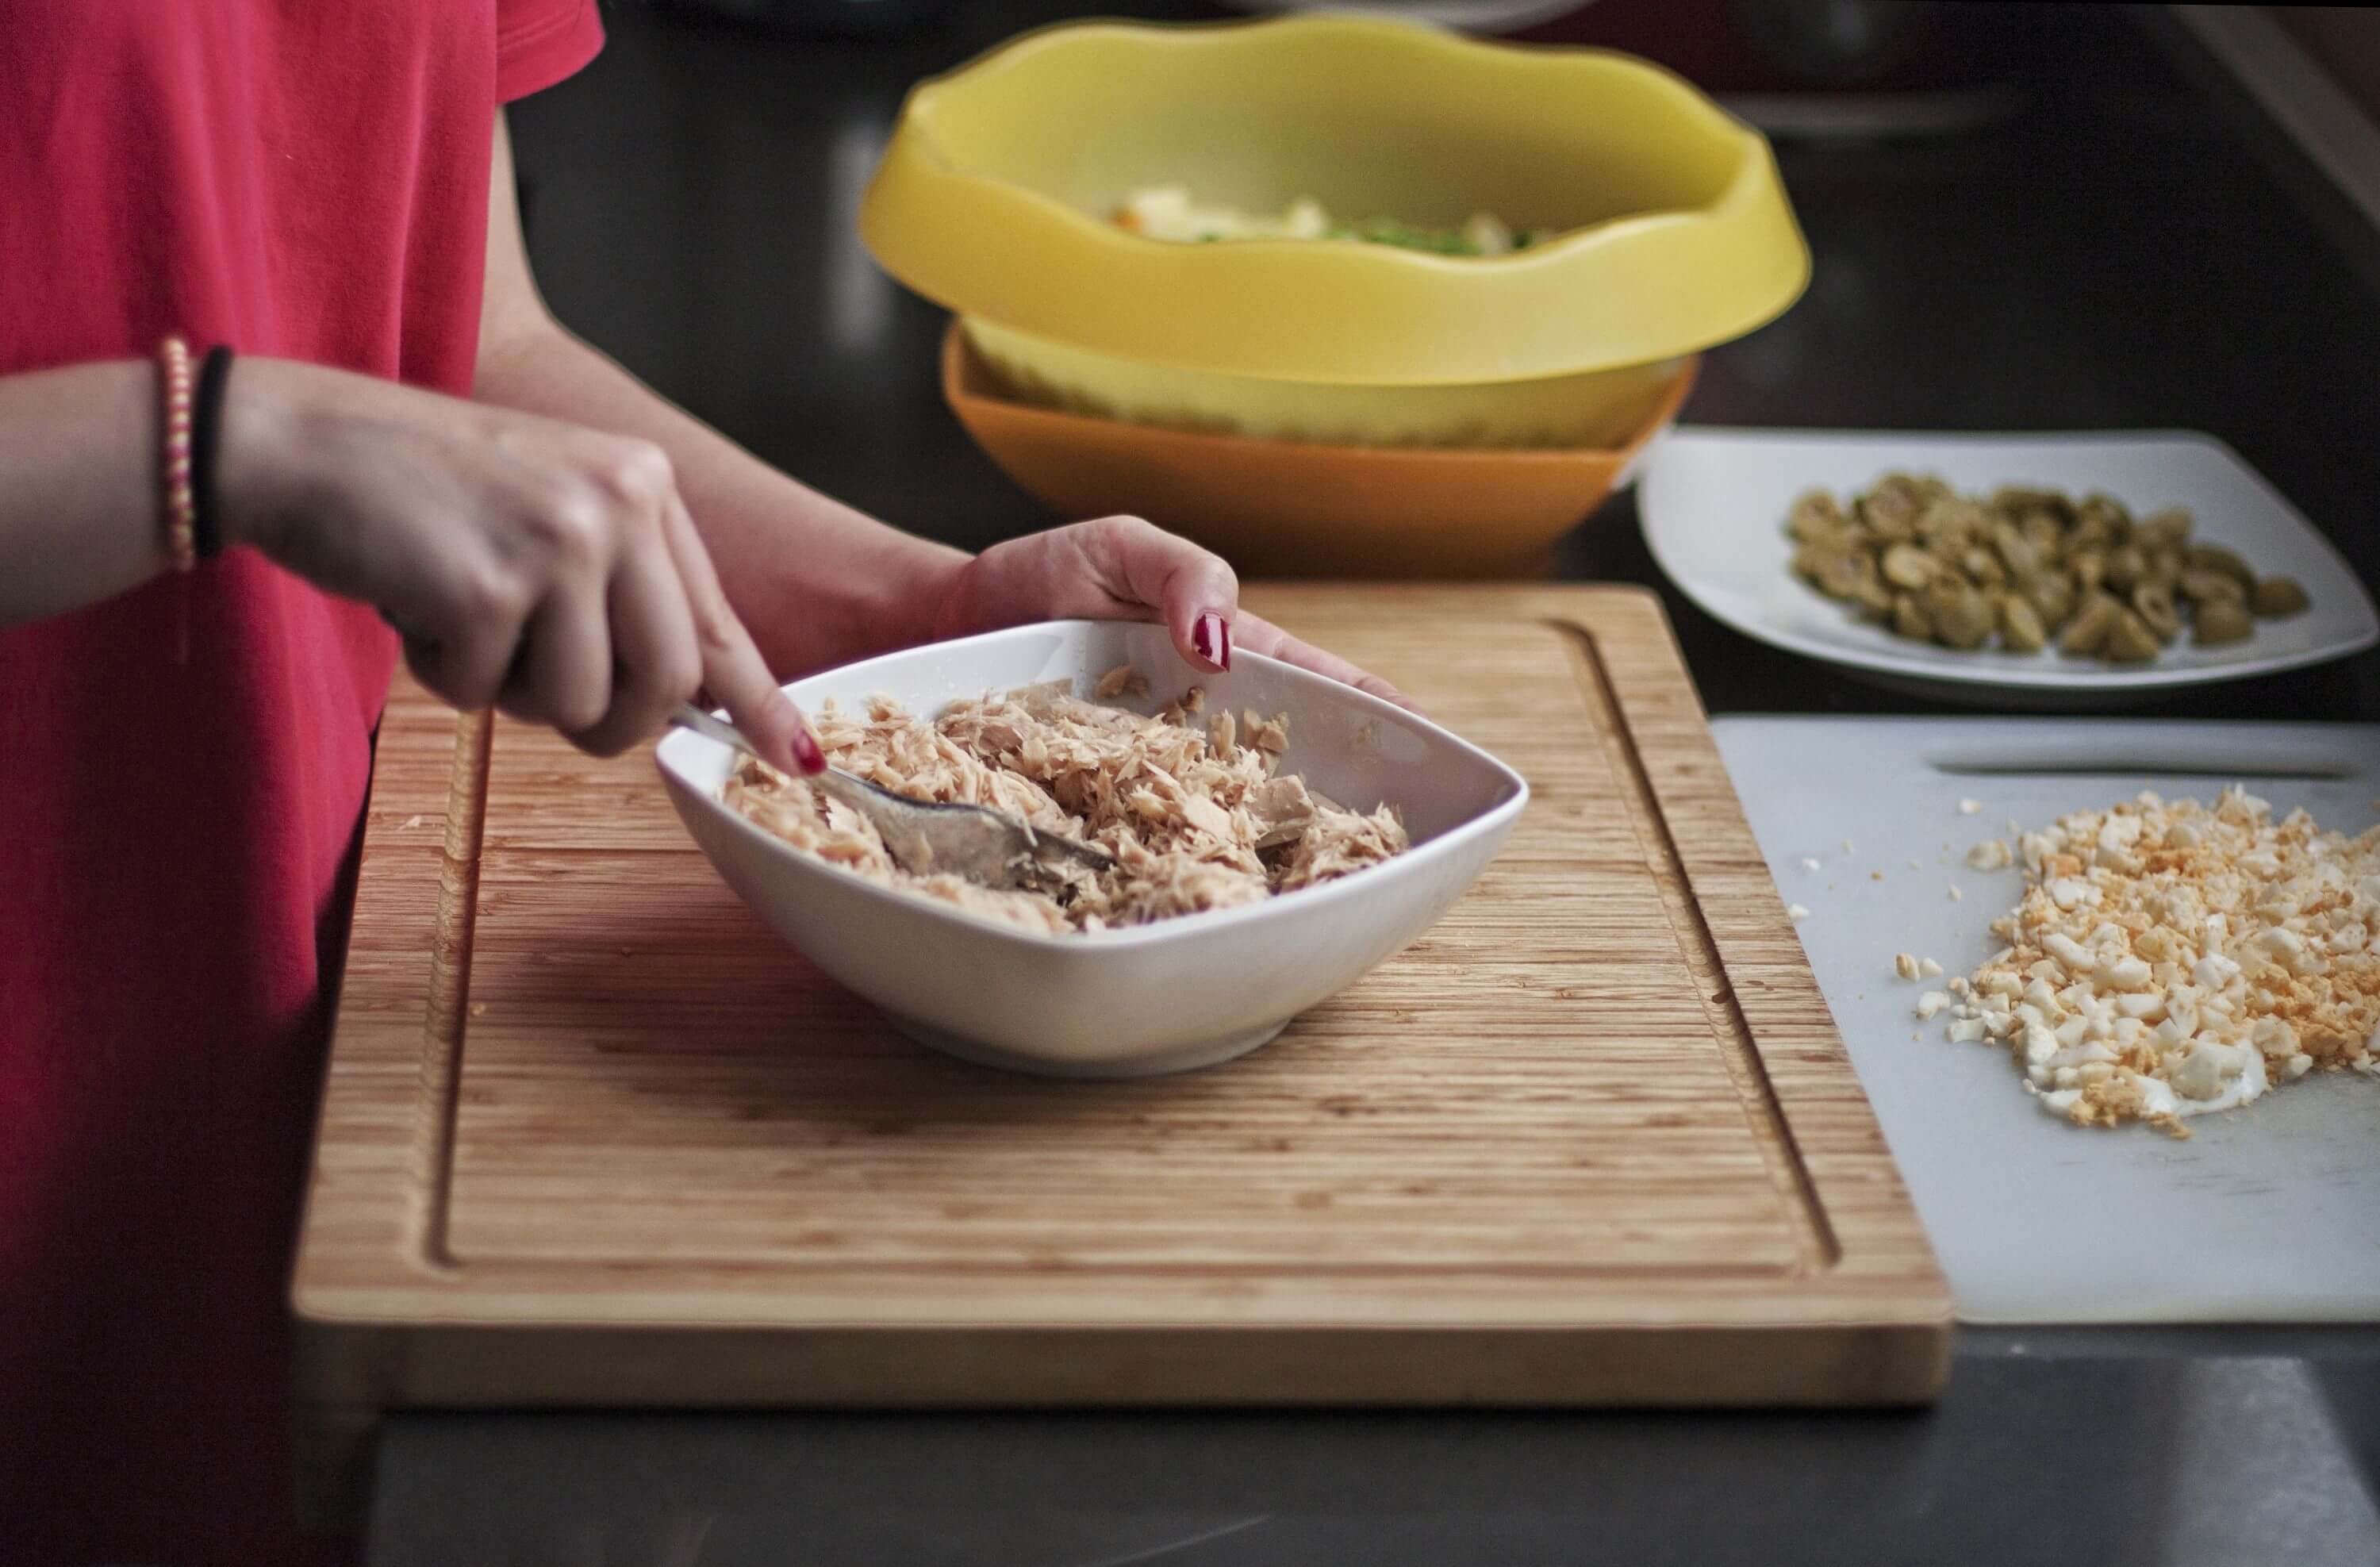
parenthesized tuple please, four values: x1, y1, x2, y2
(671, 702, 1115, 891)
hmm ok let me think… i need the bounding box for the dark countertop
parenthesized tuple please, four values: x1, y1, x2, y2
(367, 5, 2380, 1560)
(372, 1345, 2380, 1566)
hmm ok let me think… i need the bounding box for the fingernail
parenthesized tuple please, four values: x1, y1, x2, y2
(790, 722, 827, 777)
(1193, 613, 1230, 672)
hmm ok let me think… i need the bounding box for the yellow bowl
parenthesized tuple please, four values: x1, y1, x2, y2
(942, 323, 1698, 579)
(962, 317, 1685, 449)
(862, 13, 1806, 389)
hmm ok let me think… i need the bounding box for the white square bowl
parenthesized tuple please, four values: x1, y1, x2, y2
(1641, 427, 2378, 706)
(654, 620, 1529, 1078)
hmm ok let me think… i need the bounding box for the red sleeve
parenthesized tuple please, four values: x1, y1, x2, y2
(497, 0, 605, 102)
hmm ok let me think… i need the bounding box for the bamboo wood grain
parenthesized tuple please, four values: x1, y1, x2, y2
(292, 587, 1950, 1522)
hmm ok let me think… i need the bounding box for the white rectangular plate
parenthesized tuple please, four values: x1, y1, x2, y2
(1645, 428, 2377, 701)
(1712, 716, 2380, 1323)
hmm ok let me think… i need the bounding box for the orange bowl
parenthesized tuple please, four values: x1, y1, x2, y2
(942, 323, 1697, 578)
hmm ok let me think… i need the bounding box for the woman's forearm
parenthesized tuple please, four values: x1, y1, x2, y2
(0, 361, 178, 628)
(0, 336, 968, 670)
(470, 325, 968, 677)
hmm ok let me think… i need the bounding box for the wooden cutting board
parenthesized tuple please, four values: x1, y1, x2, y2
(293, 586, 1949, 1516)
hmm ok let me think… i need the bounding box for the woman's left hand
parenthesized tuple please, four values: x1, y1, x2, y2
(931, 516, 1416, 711)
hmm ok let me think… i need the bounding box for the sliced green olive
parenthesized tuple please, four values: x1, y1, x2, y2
(2142, 507, 2190, 550)
(2079, 494, 2132, 536)
(2060, 593, 2121, 656)
(1926, 581, 1994, 650)
(1995, 488, 2074, 527)
(1990, 522, 2040, 580)
(2030, 574, 2077, 630)
(1859, 479, 1921, 538)
(2194, 597, 2255, 646)
(1891, 591, 1933, 642)
(2132, 582, 2181, 642)
(1881, 542, 1939, 590)
(2251, 576, 2310, 617)
(2186, 544, 2254, 586)
(2136, 508, 2193, 551)
(1812, 551, 1871, 601)
(2104, 545, 2148, 593)
(2102, 608, 2160, 664)
(1999, 595, 2048, 653)
(2179, 569, 2246, 605)
(1788, 490, 1848, 542)
(1924, 497, 1988, 545)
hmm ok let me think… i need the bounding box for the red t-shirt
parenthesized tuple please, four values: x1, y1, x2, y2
(0, 4, 602, 1561)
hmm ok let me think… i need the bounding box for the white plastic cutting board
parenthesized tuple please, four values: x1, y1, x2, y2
(1711, 717, 2380, 1324)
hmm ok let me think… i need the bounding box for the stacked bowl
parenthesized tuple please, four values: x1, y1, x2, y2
(861, 14, 1808, 576)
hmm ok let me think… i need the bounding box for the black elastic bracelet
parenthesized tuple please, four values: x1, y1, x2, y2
(190, 344, 235, 560)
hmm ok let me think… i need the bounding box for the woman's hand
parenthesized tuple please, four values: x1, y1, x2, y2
(930, 516, 1415, 711)
(219, 358, 822, 774)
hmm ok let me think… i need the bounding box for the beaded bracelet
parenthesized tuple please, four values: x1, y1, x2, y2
(156, 335, 197, 573)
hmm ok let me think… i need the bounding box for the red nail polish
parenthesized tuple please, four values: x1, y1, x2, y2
(1194, 613, 1230, 671)
(791, 725, 827, 776)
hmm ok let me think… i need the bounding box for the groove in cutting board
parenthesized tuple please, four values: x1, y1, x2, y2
(1552, 623, 1840, 1273)
(294, 587, 1948, 1531)
(1921, 728, 2373, 780)
(412, 708, 490, 1274)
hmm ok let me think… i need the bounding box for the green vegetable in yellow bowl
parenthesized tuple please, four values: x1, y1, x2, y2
(862, 14, 1807, 448)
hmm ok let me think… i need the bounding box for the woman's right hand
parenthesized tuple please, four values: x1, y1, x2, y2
(217, 357, 820, 774)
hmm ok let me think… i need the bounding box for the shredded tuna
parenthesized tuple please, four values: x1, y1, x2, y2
(721, 664, 1410, 934)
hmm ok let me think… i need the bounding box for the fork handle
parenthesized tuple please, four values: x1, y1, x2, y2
(671, 702, 751, 757)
